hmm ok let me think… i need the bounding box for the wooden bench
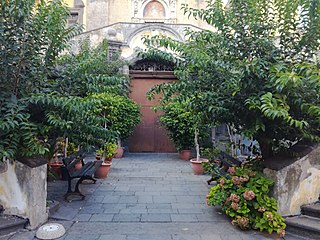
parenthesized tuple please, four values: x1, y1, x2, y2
(61, 151, 102, 201)
(207, 151, 242, 185)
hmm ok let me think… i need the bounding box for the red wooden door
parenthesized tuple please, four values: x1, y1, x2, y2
(128, 71, 176, 152)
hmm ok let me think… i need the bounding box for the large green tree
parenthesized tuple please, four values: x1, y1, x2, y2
(0, 0, 125, 160)
(146, 0, 320, 159)
(0, 0, 81, 159)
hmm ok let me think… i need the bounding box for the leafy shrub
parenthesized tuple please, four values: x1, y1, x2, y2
(89, 93, 141, 142)
(0, 0, 81, 160)
(55, 40, 130, 97)
(201, 147, 220, 161)
(0, 1, 131, 161)
(159, 99, 195, 151)
(206, 160, 286, 236)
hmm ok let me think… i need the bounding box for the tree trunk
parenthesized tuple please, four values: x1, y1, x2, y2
(257, 138, 273, 159)
(194, 128, 200, 161)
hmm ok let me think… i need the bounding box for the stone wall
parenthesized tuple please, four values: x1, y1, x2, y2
(86, 0, 110, 31)
(264, 145, 320, 216)
(0, 159, 48, 229)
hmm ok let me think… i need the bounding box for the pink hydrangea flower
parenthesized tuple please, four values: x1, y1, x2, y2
(277, 229, 285, 237)
(230, 193, 240, 203)
(231, 202, 240, 211)
(228, 166, 236, 175)
(243, 190, 255, 201)
(236, 217, 249, 229)
(232, 176, 241, 185)
(240, 175, 249, 182)
(219, 178, 226, 186)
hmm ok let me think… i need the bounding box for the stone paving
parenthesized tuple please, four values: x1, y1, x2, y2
(3, 153, 305, 240)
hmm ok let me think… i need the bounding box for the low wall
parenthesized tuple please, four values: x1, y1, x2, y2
(0, 159, 48, 229)
(264, 145, 320, 216)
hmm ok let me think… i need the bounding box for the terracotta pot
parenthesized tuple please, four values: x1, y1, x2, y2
(74, 162, 82, 170)
(190, 158, 208, 175)
(114, 147, 125, 158)
(94, 162, 112, 179)
(48, 162, 63, 179)
(179, 150, 192, 160)
(104, 157, 113, 163)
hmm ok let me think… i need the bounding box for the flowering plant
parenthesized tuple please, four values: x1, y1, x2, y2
(206, 160, 286, 236)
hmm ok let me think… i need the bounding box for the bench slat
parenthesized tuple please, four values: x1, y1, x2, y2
(219, 151, 242, 167)
(207, 151, 243, 185)
(70, 160, 102, 178)
(70, 161, 95, 178)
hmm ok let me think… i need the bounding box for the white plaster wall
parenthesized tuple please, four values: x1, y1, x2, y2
(0, 159, 48, 229)
(264, 145, 320, 216)
(0, 159, 27, 214)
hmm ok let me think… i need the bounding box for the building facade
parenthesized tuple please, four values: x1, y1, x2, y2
(66, 0, 213, 31)
(64, 0, 227, 59)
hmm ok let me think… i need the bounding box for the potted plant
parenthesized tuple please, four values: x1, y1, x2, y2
(96, 141, 117, 163)
(94, 142, 116, 179)
(104, 142, 117, 163)
(89, 93, 141, 158)
(188, 104, 211, 175)
(94, 161, 111, 179)
(190, 127, 209, 175)
(159, 98, 195, 160)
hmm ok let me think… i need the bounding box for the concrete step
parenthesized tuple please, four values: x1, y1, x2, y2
(0, 215, 27, 237)
(301, 202, 320, 218)
(286, 215, 320, 240)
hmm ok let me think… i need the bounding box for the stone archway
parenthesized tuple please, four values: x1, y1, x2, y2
(128, 59, 176, 153)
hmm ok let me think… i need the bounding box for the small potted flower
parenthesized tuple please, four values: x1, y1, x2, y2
(103, 142, 117, 163)
(94, 142, 117, 179)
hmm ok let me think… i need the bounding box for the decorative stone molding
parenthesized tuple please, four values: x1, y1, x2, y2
(132, 0, 177, 23)
(68, 0, 85, 27)
(107, 40, 122, 61)
(70, 22, 202, 59)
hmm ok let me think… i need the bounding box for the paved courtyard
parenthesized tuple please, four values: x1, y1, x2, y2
(5, 153, 304, 240)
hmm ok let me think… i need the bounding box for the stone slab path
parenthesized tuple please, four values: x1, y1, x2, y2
(3, 153, 304, 240)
